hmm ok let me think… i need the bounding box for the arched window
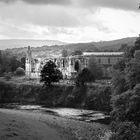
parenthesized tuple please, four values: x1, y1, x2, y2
(63, 59, 65, 68)
(74, 60, 80, 72)
(108, 58, 110, 64)
(98, 58, 101, 64)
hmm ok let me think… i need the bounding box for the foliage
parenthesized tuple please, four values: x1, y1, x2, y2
(62, 49, 68, 57)
(125, 59, 140, 89)
(20, 57, 26, 69)
(4, 74, 12, 81)
(119, 43, 128, 51)
(0, 79, 111, 112)
(134, 50, 140, 60)
(134, 36, 140, 51)
(111, 70, 128, 95)
(88, 57, 103, 79)
(85, 86, 112, 112)
(75, 68, 95, 86)
(40, 60, 63, 86)
(15, 67, 25, 76)
(113, 59, 126, 72)
(110, 36, 140, 140)
(0, 51, 25, 74)
(110, 122, 140, 140)
(71, 50, 82, 56)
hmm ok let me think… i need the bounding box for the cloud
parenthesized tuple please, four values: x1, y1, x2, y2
(0, 0, 139, 43)
(0, 0, 138, 11)
(77, 0, 138, 11)
(0, 3, 80, 27)
(0, 0, 71, 5)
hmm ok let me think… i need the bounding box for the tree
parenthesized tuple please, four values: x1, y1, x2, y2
(21, 57, 26, 69)
(71, 50, 82, 56)
(134, 50, 140, 60)
(62, 49, 68, 57)
(110, 35, 140, 140)
(134, 36, 140, 51)
(111, 70, 128, 95)
(40, 60, 63, 86)
(75, 68, 94, 86)
(15, 67, 25, 76)
(113, 59, 126, 72)
(10, 56, 21, 72)
(0, 50, 2, 64)
(125, 59, 140, 89)
(88, 57, 103, 79)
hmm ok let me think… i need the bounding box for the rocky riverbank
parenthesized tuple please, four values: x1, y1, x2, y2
(0, 109, 111, 140)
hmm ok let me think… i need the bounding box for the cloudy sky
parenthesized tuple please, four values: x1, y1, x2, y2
(0, 0, 140, 43)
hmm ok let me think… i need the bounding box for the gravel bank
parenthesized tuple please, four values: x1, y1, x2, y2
(0, 109, 111, 140)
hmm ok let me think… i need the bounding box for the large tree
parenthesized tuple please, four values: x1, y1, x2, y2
(71, 50, 82, 56)
(75, 68, 94, 86)
(62, 49, 68, 57)
(40, 60, 63, 86)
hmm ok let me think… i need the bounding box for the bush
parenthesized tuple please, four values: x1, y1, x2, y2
(4, 74, 12, 81)
(110, 122, 140, 140)
(15, 67, 25, 76)
(111, 84, 140, 124)
(85, 86, 112, 112)
(75, 68, 94, 86)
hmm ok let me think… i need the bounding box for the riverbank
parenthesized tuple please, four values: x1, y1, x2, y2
(0, 109, 111, 140)
(0, 77, 112, 112)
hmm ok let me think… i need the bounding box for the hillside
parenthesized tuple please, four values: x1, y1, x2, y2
(95, 37, 136, 51)
(2, 37, 137, 59)
(0, 39, 67, 50)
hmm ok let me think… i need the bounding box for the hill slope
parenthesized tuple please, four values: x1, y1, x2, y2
(2, 37, 137, 59)
(95, 37, 136, 51)
(0, 39, 67, 50)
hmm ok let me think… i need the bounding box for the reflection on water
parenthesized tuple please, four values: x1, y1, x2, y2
(0, 104, 110, 124)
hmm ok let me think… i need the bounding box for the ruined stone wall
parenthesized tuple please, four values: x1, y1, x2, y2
(25, 49, 124, 80)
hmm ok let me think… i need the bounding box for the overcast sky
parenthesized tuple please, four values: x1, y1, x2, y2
(0, 0, 140, 42)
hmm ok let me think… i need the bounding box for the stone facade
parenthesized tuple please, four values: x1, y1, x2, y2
(25, 46, 124, 79)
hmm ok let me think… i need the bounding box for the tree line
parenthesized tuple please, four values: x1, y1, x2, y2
(0, 50, 25, 75)
(110, 36, 140, 140)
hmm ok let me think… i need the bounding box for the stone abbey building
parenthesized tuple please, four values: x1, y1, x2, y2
(25, 46, 124, 79)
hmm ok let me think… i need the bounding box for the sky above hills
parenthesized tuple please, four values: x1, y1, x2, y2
(0, 0, 140, 43)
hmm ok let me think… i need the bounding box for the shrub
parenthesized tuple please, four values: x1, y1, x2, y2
(15, 67, 25, 76)
(110, 122, 140, 140)
(75, 68, 94, 86)
(85, 86, 112, 112)
(4, 74, 12, 81)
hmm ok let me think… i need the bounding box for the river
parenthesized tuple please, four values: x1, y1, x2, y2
(0, 103, 110, 124)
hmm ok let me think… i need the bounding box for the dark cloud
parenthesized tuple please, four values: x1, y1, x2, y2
(0, 0, 71, 5)
(78, 0, 138, 11)
(0, 3, 80, 27)
(0, 0, 138, 11)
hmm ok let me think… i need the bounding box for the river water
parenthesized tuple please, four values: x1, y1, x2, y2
(0, 104, 110, 124)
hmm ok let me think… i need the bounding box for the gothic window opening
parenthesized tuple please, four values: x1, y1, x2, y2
(108, 58, 110, 64)
(98, 58, 101, 64)
(63, 59, 65, 68)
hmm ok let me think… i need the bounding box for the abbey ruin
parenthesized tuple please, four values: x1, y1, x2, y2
(25, 46, 124, 79)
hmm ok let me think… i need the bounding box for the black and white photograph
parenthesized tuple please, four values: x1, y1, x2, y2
(0, 0, 140, 140)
